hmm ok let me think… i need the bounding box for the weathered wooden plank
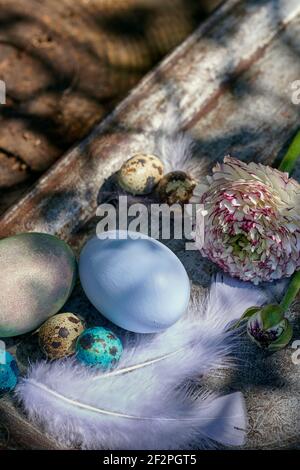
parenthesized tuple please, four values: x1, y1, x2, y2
(1, 0, 300, 241)
(0, 0, 219, 215)
(2, 0, 300, 450)
(0, 397, 63, 450)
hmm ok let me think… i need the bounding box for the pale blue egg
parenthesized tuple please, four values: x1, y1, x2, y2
(79, 231, 190, 333)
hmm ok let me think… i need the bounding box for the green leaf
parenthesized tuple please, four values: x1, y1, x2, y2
(278, 130, 300, 174)
(259, 304, 284, 330)
(267, 320, 293, 352)
(231, 306, 261, 330)
(280, 270, 300, 312)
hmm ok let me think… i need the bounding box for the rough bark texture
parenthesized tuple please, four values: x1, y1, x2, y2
(0, 0, 220, 214)
(1, 0, 300, 450)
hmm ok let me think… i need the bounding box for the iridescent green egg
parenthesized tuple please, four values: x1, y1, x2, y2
(0, 233, 76, 337)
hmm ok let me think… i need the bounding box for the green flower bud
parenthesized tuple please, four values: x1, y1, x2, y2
(247, 304, 293, 352)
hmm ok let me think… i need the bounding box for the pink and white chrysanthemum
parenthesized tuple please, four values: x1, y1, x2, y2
(193, 156, 300, 284)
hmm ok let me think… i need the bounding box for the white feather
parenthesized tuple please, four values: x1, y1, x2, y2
(208, 273, 270, 328)
(16, 275, 268, 450)
(155, 105, 206, 180)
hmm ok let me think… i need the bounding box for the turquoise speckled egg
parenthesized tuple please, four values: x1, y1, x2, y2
(76, 327, 123, 370)
(0, 352, 19, 393)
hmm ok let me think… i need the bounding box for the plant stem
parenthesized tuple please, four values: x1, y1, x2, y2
(280, 271, 300, 311)
(277, 131, 300, 312)
(279, 130, 300, 173)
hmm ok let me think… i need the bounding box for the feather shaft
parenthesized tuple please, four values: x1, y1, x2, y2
(93, 347, 185, 380)
(26, 379, 243, 423)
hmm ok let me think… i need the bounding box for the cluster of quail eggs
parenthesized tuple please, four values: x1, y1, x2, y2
(1, 318, 123, 393)
(38, 313, 123, 370)
(39, 316, 123, 372)
(117, 153, 196, 204)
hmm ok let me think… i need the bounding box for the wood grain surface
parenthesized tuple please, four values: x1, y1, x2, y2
(0, 0, 220, 214)
(1, 0, 300, 449)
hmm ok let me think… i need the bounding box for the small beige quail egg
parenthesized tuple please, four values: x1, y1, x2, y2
(39, 313, 85, 359)
(117, 154, 164, 195)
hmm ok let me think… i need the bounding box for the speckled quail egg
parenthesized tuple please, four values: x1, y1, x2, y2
(156, 171, 196, 205)
(39, 313, 85, 359)
(117, 154, 164, 195)
(76, 327, 123, 370)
